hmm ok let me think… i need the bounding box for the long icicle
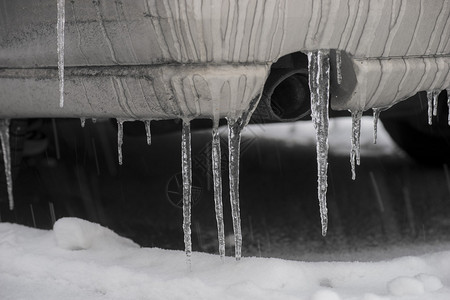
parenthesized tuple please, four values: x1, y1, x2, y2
(427, 91, 433, 125)
(373, 108, 381, 144)
(57, 0, 66, 107)
(227, 118, 242, 260)
(0, 120, 13, 210)
(350, 110, 363, 180)
(212, 119, 225, 259)
(447, 88, 450, 126)
(144, 120, 152, 145)
(117, 119, 124, 165)
(307, 50, 330, 237)
(181, 119, 192, 264)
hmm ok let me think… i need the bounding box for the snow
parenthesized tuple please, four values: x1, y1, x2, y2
(387, 276, 425, 296)
(415, 273, 443, 292)
(1, 218, 450, 300)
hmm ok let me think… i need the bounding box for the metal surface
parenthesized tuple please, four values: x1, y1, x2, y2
(0, 0, 449, 118)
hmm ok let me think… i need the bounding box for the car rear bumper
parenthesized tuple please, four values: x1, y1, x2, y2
(0, 0, 449, 119)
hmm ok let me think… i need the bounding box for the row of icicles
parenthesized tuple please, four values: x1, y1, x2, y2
(27, 0, 449, 263)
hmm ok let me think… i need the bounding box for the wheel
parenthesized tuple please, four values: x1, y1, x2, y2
(381, 90, 450, 165)
(166, 172, 203, 209)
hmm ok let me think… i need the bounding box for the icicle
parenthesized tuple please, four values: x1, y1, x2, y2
(181, 119, 192, 263)
(447, 88, 450, 126)
(373, 108, 381, 144)
(427, 91, 433, 125)
(80, 118, 86, 128)
(144, 120, 152, 145)
(227, 118, 243, 260)
(57, 0, 66, 107)
(307, 50, 330, 237)
(117, 119, 124, 165)
(336, 50, 342, 85)
(373, 108, 380, 144)
(433, 90, 440, 117)
(350, 110, 363, 180)
(91, 118, 97, 123)
(212, 119, 225, 259)
(0, 120, 13, 210)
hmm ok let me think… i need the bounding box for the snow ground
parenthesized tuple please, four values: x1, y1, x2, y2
(1, 117, 449, 299)
(1, 218, 449, 300)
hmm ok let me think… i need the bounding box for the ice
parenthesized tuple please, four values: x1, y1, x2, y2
(336, 50, 342, 85)
(0, 120, 13, 210)
(372, 108, 381, 144)
(227, 118, 243, 260)
(432, 90, 440, 117)
(211, 120, 225, 258)
(307, 50, 330, 236)
(181, 119, 192, 263)
(80, 118, 86, 128)
(57, 0, 65, 107)
(372, 107, 389, 144)
(350, 110, 363, 180)
(427, 91, 434, 125)
(447, 88, 450, 125)
(117, 119, 125, 165)
(144, 120, 151, 145)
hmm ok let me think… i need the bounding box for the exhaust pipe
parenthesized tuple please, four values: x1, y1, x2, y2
(252, 68, 310, 122)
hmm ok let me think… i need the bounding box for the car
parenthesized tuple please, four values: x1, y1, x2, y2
(0, 0, 449, 259)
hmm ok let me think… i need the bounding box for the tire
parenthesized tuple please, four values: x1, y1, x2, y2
(381, 90, 450, 165)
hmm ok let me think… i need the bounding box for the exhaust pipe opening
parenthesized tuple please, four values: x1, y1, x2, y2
(254, 69, 310, 122)
(270, 72, 310, 120)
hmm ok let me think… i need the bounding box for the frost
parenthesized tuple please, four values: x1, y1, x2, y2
(212, 120, 225, 259)
(227, 118, 243, 260)
(181, 120, 192, 264)
(0, 120, 13, 210)
(144, 120, 152, 145)
(57, 0, 65, 107)
(350, 110, 363, 180)
(307, 50, 330, 236)
(117, 119, 125, 165)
